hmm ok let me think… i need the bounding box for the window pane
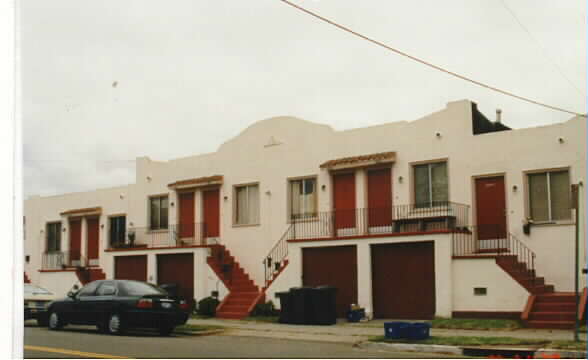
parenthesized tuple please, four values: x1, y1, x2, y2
(290, 180, 301, 218)
(529, 173, 549, 221)
(78, 281, 101, 297)
(431, 162, 448, 206)
(414, 165, 430, 207)
(303, 179, 317, 217)
(248, 185, 260, 224)
(550, 171, 570, 220)
(150, 198, 160, 229)
(236, 187, 248, 224)
(160, 197, 169, 228)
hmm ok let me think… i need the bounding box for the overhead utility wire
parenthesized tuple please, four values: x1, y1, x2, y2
(499, 0, 585, 99)
(277, 0, 586, 118)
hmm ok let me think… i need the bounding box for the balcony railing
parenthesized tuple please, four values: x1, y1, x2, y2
(42, 251, 87, 270)
(288, 202, 469, 241)
(108, 223, 209, 250)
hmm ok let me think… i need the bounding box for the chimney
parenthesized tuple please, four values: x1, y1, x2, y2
(496, 109, 502, 124)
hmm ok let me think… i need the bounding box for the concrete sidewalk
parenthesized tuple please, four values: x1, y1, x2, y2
(188, 317, 579, 344)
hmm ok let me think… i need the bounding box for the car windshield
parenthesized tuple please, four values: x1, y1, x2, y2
(24, 284, 53, 296)
(118, 281, 167, 296)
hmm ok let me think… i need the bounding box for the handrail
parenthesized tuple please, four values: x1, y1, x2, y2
(110, 222, 207, 249)
(263, 224, 293, 288)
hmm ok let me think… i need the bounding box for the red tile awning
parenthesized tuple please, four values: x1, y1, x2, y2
(168, 175, 223, 189)
(60, 207, 102, 216)
(319, 151, 396, 170)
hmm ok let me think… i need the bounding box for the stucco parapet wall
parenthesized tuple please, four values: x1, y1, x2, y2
(59, 207, 102, 216)
(168, 175, 223, 189)
(319, 151, 396, 170)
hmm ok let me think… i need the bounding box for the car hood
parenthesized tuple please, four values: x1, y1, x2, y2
(24, 294, 58, 302)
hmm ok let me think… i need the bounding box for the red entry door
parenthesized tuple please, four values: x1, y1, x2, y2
(86, 217, 99, 261)
(69, 219, 82, 262)
(333, 172, 356, 230)
(203, 189, 220, 238)
(475, 176, 507, 241)
(178, 192, 195, 238)
(367, 168, 393, 228)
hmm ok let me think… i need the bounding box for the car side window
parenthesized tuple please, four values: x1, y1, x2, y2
(96, 282, 117, 296)
(77, 281, 101, 297)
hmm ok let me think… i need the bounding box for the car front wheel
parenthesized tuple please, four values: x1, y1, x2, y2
(107, 313, 125, 335)
(47, 311, 63, 330)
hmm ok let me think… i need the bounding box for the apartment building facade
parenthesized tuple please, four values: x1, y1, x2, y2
(24, 99, 587, 327)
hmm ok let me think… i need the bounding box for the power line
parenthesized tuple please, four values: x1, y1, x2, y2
(277, 0, 586, 118)
(500, 0, 585, 99)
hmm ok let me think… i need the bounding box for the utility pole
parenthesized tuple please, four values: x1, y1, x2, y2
(571, 183, 580, 342)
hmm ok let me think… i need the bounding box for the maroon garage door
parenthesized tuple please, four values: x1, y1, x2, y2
(157, 253, 194, 305)
(371, 241, 436, 319)
(302, 246, 357, 318)
(114, 255, 147, 281)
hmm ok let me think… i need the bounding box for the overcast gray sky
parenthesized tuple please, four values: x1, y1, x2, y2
(21, 0, 586, 198)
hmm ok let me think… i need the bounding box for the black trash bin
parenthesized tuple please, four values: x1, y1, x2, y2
(310, 286, 337, 325)
(290, 287, 314, 324)
(276, 291, 293, 324)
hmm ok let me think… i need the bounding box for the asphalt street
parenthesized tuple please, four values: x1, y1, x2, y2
(24, 323, 462, 359)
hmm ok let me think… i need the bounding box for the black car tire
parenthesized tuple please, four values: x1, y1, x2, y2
(107, 313, 126, 335)
(47, 311, 63, 330)
(158, 325, 174, 336)
(96, 319, 107, 333)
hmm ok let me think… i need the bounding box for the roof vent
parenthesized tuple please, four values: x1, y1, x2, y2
(496, 109, 502, 124)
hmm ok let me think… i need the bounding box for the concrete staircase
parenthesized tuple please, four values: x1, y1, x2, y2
(525, 292, 577, 329)
(75, 266, 106, 285)
(496, 255, 555, 294)
(207, 244, 263, 319)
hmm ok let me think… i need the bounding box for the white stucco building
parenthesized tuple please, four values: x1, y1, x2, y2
(24, 99, 587, 328)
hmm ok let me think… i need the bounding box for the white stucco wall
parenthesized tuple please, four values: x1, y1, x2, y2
(24, 99, 587, 306)
(452, 258, 529, 312)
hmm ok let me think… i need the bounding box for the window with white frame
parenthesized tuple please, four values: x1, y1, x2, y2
(413, 161, 448, 208)
(289, 177, 317, 220)
(149, 195, 169, 230)
(528, 170, 571, 222)
(46, 222, 61, 252)
(235, 184, 260, 225)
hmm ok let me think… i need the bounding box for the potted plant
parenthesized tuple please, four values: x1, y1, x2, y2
(128, 230, 136, 247)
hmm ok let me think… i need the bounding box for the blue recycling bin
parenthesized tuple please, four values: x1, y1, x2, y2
(406, 322, 431, 340)
(384, 321, 411, 339)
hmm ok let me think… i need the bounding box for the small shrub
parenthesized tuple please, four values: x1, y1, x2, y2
(251, 300, 279, 317)
(197, 296, 220, 316)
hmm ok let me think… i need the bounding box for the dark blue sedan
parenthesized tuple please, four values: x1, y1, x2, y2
(46, 279, 190, 336)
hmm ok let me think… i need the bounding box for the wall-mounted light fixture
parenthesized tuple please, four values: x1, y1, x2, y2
(223, 196, 228, 201)
(170, 202, 175, 207)
(435, 132, 442, 138)
(40, 229, 43, 233)
(398, 176, 403, 183)
(129, 222, 134, 226)
(120, 194, 125, 199)
(512, 185, 518, 192)
(265, 190, 271, 196)
(146, 176, 152, 182)
(558, 137, 565, 144)
(321, 185, 326, 191)
(100, 224, 105, 229)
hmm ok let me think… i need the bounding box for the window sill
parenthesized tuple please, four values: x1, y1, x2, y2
(530, 221, 575, 227)
(288, 217, 319, 224)
(232, 223, 260, 228)
(147, 228, 169, 233)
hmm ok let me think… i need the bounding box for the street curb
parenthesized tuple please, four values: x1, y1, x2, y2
(359, 341, 463, 355)
(174, 329, 225, 337)
(535, 348, 587, 359)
